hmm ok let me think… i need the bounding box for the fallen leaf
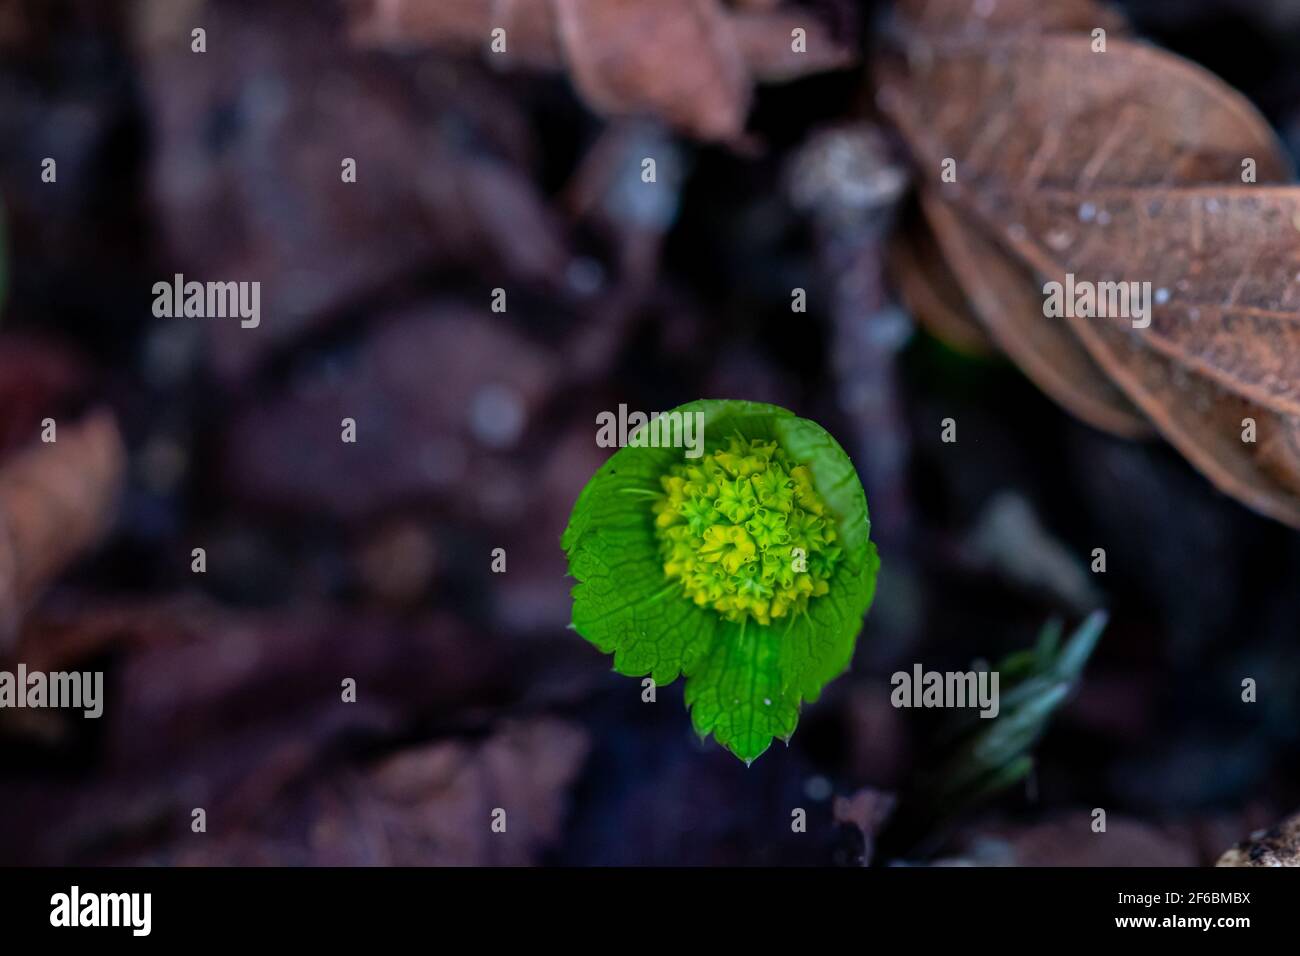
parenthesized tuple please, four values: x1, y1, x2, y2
(347, 0, 564, 67)
(552, 0, 751, 141)
(152, 718, 589, 865)
(0, 411, 124, 646)
(350, 0, 858, 140)
(919, 191, 1150, 435)
(954, 812, 1197, 866)
(222, 306, 558, 522)
(105, 602, 508, 772)
(728, 7, 857, 82)
(141, 0, 567, 379)
(891, 0, 1129, 39)
(887, 200, 995, 356)
(879, 7, 1300, 524)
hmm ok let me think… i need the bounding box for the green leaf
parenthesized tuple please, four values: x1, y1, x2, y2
(881, 612, 1107, 857)
(916, 611, 1107, 825)
(563, 399, 880, 763)
(684, 618, 800, 763)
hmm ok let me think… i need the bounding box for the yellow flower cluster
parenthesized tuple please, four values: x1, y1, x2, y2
(652, 436, 842, 625)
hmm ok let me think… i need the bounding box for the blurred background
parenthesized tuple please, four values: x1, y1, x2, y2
(2, 0, 1300, 865)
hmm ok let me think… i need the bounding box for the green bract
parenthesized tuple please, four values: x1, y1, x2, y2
(563, 400, 880, 763)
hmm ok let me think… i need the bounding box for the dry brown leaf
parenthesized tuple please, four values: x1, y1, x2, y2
(922, 192, 1150, 435)
(883, 0, 1144, 430)
(956, 812, 1197, 866)
(0, 411, 125, 645)
(1061, 292, 1300, 523)
(353, 718, 590, 865)
(1011, 190, 1300, 416)
(881, 36, 1290, 193)
(221, 306, 558, 522)
(892, 0, 1129, 39)
(143, 0, 568, 380)
(552, 0, 751, 140)
(158, 718, 590, 866)
(880, 17, 1300, 524)
(349, 0, 858, 140)
(347, 0, 564, 68)
(888, 200, 995, 357)
(729, 8, 857, 82)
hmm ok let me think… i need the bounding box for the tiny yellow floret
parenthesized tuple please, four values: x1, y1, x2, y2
(651, 436, 842, 625)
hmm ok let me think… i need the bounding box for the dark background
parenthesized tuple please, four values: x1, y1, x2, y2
(0, 0, 1298, 865)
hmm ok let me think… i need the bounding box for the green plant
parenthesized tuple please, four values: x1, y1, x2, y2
(934, 612, 1105, 802)
(889, 612, 1107, 853)
(562, 399, 880, 763)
